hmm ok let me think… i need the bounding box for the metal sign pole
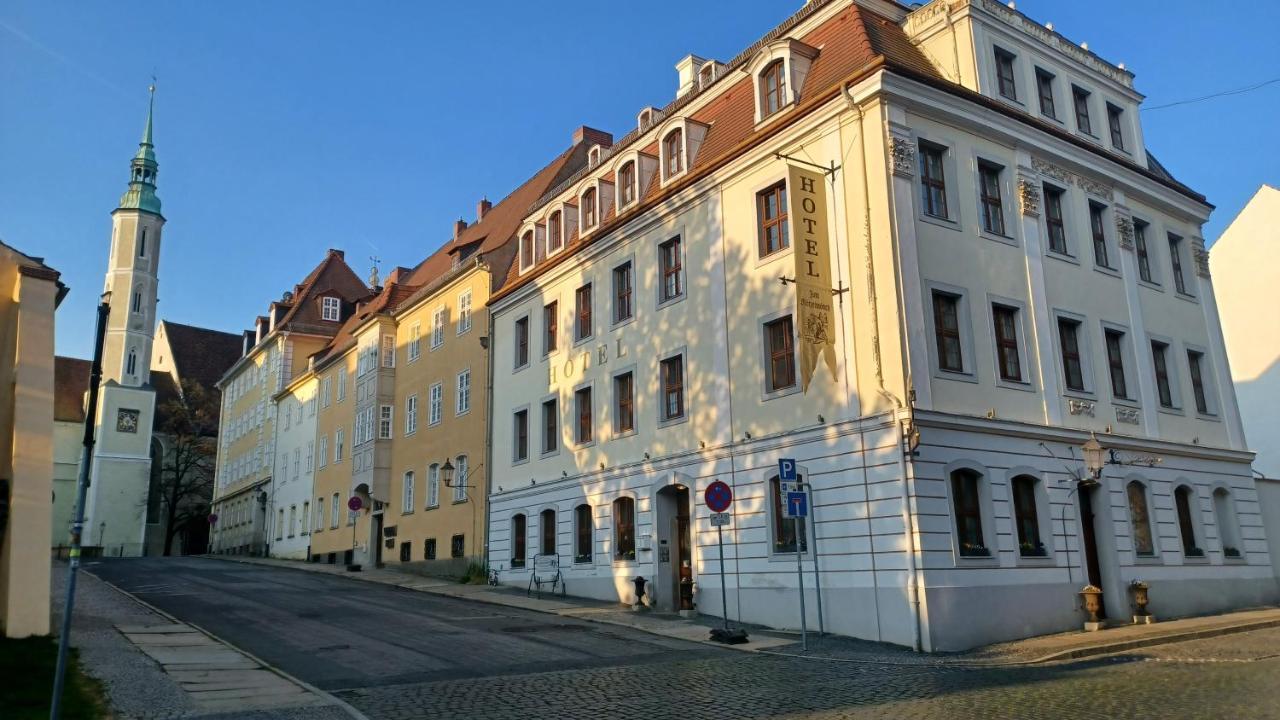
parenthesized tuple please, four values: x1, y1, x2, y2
(717, 523, 729, 631)
(794, 514, 807, 652)
(805, 482, 825, 638)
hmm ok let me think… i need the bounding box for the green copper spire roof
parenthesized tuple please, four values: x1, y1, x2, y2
(118, 84, 162, 215)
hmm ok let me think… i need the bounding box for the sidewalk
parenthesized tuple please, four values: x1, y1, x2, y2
(210, 555, 1280, 666)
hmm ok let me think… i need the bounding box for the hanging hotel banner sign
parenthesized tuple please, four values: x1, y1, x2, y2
(787, 164, 837, 393)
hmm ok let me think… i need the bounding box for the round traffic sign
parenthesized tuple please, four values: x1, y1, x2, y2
(705, 480, 733, 513)
(207, 513, 218, 525)
(348, 495, 364, 513)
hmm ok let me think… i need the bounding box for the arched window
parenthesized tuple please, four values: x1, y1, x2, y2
(582, 188, 597, 229)
(1011, 475, 1045, 556)
(574, 503, 593, 563)
(1213, 488, 1242, 558)
(1126, 481, 1154, 556)
(1174, 485, 1203, 557)
(401, 471, 415, 514)
(540, 508, 556, 556)
(612, 497, 635, 560)
(589, 146, 601, 167)
(132, 289, 143, 314)
(138, 228, 147, 257)
(511, 514, 527, 567)
(126, 348, 138, 377)
(638, 109, 652, 129)
(664, 129, 684, 178)
(548, 211, 562, 252)
(759, 59, 787, 118)
(769, 475, 806, 553)
(950, 469, 987, 556)
(619, 161, 636, 206)
(520, 230, 535, 270)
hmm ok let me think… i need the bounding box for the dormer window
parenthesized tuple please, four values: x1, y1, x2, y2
(548, 210, 563, 253)
(760, 60, 786, 118)
(638, 109, 653, 131)
(663, 129, 684, 179)
(321, 296, 341, 322)
(520, 230, 535, 271)
(699, 63, 716, 88)
(582, 188, 597, 229)
(588, 146, 601, 168)
(619, 161, 637, 207)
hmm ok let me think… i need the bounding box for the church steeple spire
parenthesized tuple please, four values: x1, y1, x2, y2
(118, 84, 162, 215)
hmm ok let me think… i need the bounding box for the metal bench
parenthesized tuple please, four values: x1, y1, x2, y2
(527, 554, 565, 598)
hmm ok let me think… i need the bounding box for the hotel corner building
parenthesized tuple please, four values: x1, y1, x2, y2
(484, 0, 1277, 651)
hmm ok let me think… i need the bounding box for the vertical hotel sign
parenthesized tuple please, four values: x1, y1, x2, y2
(788, 164, 837, 392)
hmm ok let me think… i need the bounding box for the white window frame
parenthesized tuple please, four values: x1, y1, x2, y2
(334, 428, 345, 462)
(453, 455, 468, 503)
(405, 394, 419, 435)
(408, 323, 421, 362)
(457, 290, 473, 335)
(432, 307, 446, 349)
(379, 404, 393, 439)
(456, 369, 471, 416)
(429, 382, 443, 426)
(321, 296, 341, 322)
(318, 436, 328, 468)
(337, 368, 347, 401)
(426, 463, 440, 509)
(402, 471, 415, 514)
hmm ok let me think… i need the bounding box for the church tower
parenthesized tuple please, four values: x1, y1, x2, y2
(84, 87, 164, 556)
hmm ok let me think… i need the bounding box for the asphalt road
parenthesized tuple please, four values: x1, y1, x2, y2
(88, 557, 1280, 720)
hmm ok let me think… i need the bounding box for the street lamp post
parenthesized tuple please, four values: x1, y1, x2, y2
(441, 459, 485, 569)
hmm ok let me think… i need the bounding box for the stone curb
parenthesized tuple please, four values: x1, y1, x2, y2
(87, 569, 372, 720)
(201, 555, 1280, 667)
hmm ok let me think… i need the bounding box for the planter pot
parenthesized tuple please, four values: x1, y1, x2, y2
(1079, 585, 1104, 630)
(1129, 581, 1155, 624)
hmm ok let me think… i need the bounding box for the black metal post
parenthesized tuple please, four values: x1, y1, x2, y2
(51, 298, 110, 719)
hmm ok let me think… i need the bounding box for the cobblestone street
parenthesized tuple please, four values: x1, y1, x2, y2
(89, 558, 1280, 719)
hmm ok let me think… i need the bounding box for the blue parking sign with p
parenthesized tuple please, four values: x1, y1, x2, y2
(778, 458, 797, 483)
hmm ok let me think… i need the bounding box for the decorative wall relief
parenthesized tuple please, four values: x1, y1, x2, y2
(1192, 237, 1211, 278)
(1018, 179, 1041, 217)
(1068, 399, 1096, 417)
(1115, 407, 1140, 425)
(1115, 214, 1135, 250)
(1031, 157, 1114, 201)
(889, 135, 916, 178)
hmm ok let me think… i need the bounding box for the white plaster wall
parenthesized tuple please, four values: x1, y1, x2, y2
(269, 380, 317, 560)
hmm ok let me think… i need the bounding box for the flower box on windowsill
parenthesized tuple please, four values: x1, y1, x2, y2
(1224, 547, 1242, 559)
(1185, 547, 1205, 558)
(960, 544, 991, 558)
(1019, 543, 1048, 558)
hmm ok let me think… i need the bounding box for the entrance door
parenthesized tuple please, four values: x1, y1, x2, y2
(654, 484, 692, 612)
(1078, 486, 1105, 618)
(373, 513, 384, 567)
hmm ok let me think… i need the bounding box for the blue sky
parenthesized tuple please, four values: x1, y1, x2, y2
(3, 1, 1277, 360)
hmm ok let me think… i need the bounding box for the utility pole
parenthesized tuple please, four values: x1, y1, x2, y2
(51, 296, 110, 719)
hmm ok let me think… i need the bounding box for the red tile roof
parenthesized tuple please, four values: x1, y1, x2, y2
(160, 321, 243, 394)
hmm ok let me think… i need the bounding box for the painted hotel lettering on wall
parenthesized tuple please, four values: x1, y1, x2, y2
(788, 164, 837, 392)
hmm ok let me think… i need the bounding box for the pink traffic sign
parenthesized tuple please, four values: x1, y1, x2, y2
(348, 495, 364, 513)
(704, 481, 733, 513)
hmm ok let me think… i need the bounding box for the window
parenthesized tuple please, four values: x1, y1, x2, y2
(429, 382, 443, 425)
(1089, 202, 1111, 268)
(402, 471, 415, 513)
(757, 182, 789, 256)
(458, 291, 472, 334)
(1105, 330, 1129, 399)
(769, 475, 806, 553)
(614, 372, 635, 434)
(331, 493, 340, 528)
(405, 394, 418, 435)
(994, 47, 1017, 100)
(548, 211, 562, 253)
(431, 308, 445, 349)
(612, 262, 633, 324)
(425, 538, 437, 560)
(951, 469, 987, 556)
(759, 59, 786, 118)
(408, 323, 421, 361)
(1107, 103, 1125, 150)
(316, 499, 324, 532)
(334, 428, 345, 461)
(542, 398, 558, 454)
(1175, 485, 1203, 556)
(582, 188, 597, 228)
(293, 448, 301, 479)
(138, 228, 147, 257)
(764, 316, 796, 392)
(1188, 350, 1209, 414)
(520, 231, 534, 270)
(514, 316, 529, 368)
(543, 301, 558, 354)
(540, 509, 556, 556)
(322, 377, 332, 408)
(659, 236, 683, 303)
(399, 542, 411, 562)
(664, 129, 684, 178)
(1012, 476, 1044, 556)
(978, 161, 1006, 236)
(277, 509, 285, 540)
(575, 284, 593, 341)
(126, 348, 137, 376)
(1168, 234, 1188, 295)
(1044, 185, 1068, 255)
(427, 463, 440, 508)
(574, 504, 593, 563)
(1152, 340, 1174, 408)
(932, 291, 964, 373)
(1126, 481, 1154, 556)
(1036, 68, 1056, 118)
(451, 534, 465, 558)
(337, 368, 346, 401)
(619, 161, 636, 206)
(992, 304, 1022, 382)
(1073, 86, 1092, 134)
(377, 404, 392, 439)
(453, 455, 468, 502)
(322, 296, 341, 322)
(1214, 488, 1242, 558)
(918, 142, 948, 219)
(319, 436, 328, 468)
(1134, 220, 1153, 283)
(660, 354, 685, 422)
(288, 506, 297, 537)
(456, 369, 471, 415)
(575, 387, 593, 444)
(511, 514, 527, 567)
(1058, 318, 1085, 392)
(132, 290, 142, 314)
(613, 498, 636, 560)
(513, 410, 528, 461)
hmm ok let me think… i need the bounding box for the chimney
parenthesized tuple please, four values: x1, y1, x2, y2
(454, 218, 468, 240)
(328, 248, 345, 260)
(676, 54, 707, 97)
(477, 198, 492, 222)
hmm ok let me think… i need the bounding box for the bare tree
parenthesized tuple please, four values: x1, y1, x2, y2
(155, 380, 219, 556)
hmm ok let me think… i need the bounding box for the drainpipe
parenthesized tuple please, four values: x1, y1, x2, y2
(848, 86, 924, 653)
(481, 268, 496, 572)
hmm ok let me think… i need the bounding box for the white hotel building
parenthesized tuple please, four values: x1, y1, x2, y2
(483, 0, 1277, 651)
